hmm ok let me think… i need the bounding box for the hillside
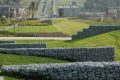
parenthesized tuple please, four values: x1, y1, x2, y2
(0, 19, 120, 80)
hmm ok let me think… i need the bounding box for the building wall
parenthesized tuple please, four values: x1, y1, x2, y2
(0, 6, 25, 18)
(106, 8, 120, 17)
(58, 7, 80, 17)
(0, 7, 9, 17)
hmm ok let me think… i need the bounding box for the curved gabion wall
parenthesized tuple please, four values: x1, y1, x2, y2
(0, 43, 46, 49)
(0, 47, 114, 62)
(72, 26, 120, 40)
(1, 62, 120, 80)
(0, 41, 15, 44)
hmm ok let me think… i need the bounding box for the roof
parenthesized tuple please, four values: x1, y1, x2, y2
(0, 4, 25, 8)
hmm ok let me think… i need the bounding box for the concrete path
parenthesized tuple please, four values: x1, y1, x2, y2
(0, 26, 13, 31)
(0, 76, 4, 80)
(0, 24, 19, 31)
(0, 37, 72, 40)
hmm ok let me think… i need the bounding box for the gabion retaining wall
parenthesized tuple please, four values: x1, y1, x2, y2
(0, 41, 15, 44)
(0, 47, 114, 61)
(1, 62, 120, 80)
(72, 26, 120, 40)
(0, 43, 46, 49)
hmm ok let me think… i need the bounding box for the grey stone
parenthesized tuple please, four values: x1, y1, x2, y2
(0, 47, 114, 62)
(2, 62, 120, 80)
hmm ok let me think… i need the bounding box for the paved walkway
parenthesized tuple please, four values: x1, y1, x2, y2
(0, 76, 4, 80)
(0, 24, 18, 31)
(0, 26, 12, 31)
(0, 37, 72, 40)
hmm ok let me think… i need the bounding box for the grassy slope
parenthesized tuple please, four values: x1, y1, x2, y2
(8, 19, 89, 35)
(3, 19, 120, 62)
(1, 19, 120, 80)
(5, 30, 120, 79)
(1, 19, 120, 64)
(8, 25, 59, 33)
(0, 54, 67, 65)
(0, 54, 67, 80)
(8, 19, 120, 35)
(70, 19, 120, 26)
(16, 30, 120, 61)
(53, 19, 89, 35)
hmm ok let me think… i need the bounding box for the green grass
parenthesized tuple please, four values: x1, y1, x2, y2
(8, 19, 89, 35)
(7, 18, 120, 60)
(53, 19, 89, 35)
(0, 54, 67, 65)
(1, 18, 120, 80)
(8, 19, 120, 36)
(16, 30, 120, 61)
(4, 77, 19, 80)
(70, 19, 120, 26)
(8, 25, 59, 33)
(0, 54, 67, 80)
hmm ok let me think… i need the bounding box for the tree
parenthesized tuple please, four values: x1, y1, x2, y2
(29, 1, 36, 19)
(84, 0, 120, 12)
(1, 16, 7, 32)
(0, 0, 2, 3)
(72, 1, 77, 6)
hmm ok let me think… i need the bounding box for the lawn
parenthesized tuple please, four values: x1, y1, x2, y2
(3, 19, 120, 61)
(0, 54, 67, 80)
(3, 34, 120, 79)
(16, 30, 120, 60)
(70, 19, 120, 26)
(8, 19, 89, 35)
(7, 19, 120, 36)
(0, 18, 120, 80)
(53, 19, 89, 35)
(0, 54, 67, 65)
(8, 25, 59, 33)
